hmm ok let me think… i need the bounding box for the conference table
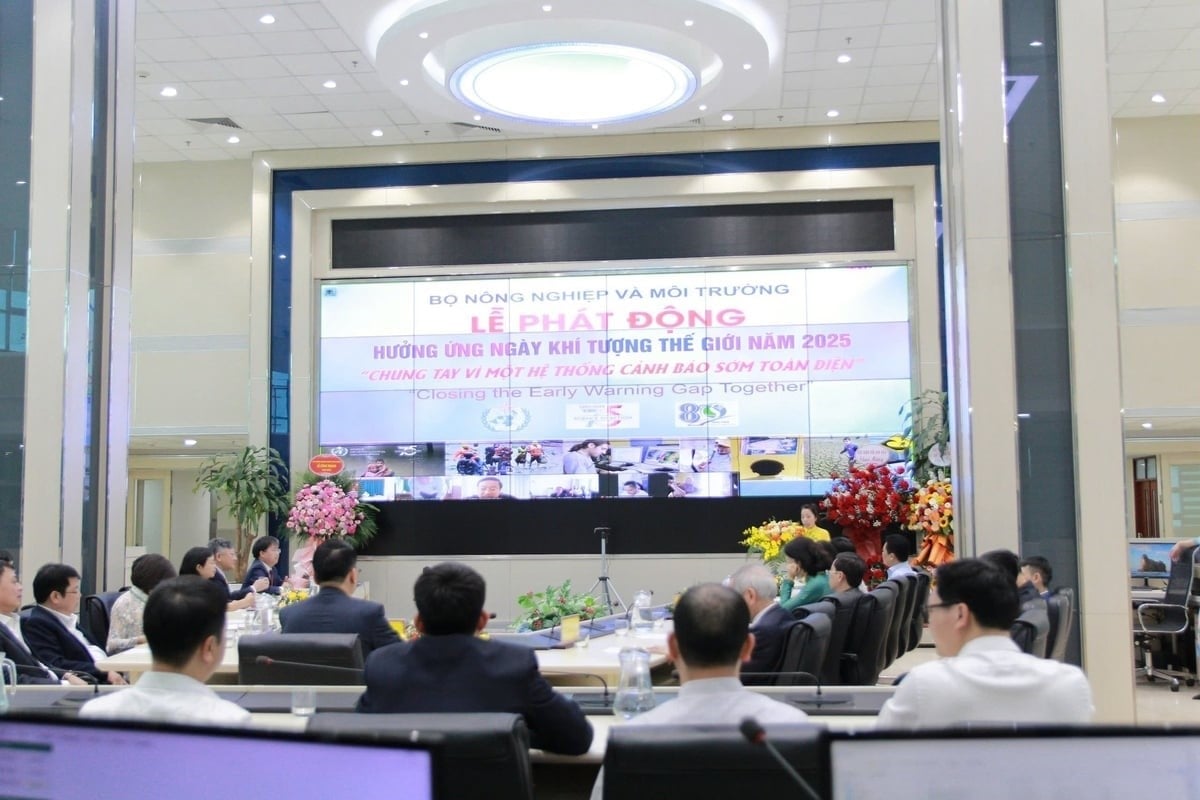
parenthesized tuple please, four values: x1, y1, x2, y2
(96, 627, 672, 685)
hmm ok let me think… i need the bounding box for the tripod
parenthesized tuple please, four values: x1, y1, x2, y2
(587, 527, 625, 614)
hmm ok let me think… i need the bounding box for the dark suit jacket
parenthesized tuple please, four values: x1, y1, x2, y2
(242, 559, 283, 595)
(356, 634, 593, 755)
(0, 622, 59, 684)
(23, 606, 109, 682)
(278, 587, 400, 657)
(210, 571, 252, 601)
(743, 602, 795, 683)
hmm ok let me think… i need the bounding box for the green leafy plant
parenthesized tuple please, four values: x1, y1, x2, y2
(900, 389, 950, 484)
(194, 446, 290, 577)
(513, 580, 601, 631)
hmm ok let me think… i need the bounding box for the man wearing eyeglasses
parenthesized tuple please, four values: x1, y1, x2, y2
(876, 558, 1092, 728)
(23, 563, 126, 685)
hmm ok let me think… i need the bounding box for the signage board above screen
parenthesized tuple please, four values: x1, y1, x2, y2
(317, 264, 911, 501)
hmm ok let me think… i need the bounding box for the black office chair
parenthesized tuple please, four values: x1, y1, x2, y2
(238, 633, 365, 685)
(879, 578, 911, 669)
(307, 713, 534, 800)
(907, 571, 931, 652)
(1045, 588, 1074, 662)
(1010, 608, 1050, 658)
(1134, 547, 1198, 691)
(794, 596, 852, 685)
(603, 724, 828, 800)
(840, 581, 896, 685)
(80, 588, 127, 649)
(767, 613, 831, 686)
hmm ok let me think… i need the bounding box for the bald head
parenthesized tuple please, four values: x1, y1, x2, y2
(671, 583, 751, 669)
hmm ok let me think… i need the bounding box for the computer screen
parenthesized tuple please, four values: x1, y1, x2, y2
(830, 729, 1200, 799)
(0, 715, 435, 800)
(1129, 539, 1175, 579)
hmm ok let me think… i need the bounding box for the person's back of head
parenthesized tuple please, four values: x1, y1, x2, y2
(830, 536, 856, 555)
(832, 552, 866, 589)
(727, 564, 777, 612)
(883, 534, 912, 563)
(179, 547, 213, 578)
(32, 563, 79, 605)
(935, 558, 1020, 633)
(414, 562, 486, 635)
(313, 538, 356, 584)
(130, 554, 177, 594)
(979, 549, 1020, 584)
(672, 583, 750, 669)
(143, 576, 227, 670)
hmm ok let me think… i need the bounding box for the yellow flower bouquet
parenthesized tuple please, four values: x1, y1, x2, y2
(276, 587, 310, 608)
(740, 519, 804, 571)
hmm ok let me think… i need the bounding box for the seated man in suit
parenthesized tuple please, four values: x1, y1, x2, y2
(81, 576, 250, 727)
(876, 558, 1093, 728)
(0, 558, 87, 685)
(279, 538, 401, 657)
(728, 563, 794, 684)
(1019, 555, 1054, 600)
(209, 537, 267, 607)
(882, 534, 916, 580)
(828, 552, 866, 600)
(23, 563, 126, 685)
(983, 548, 1048, 612)
(241, 535, 287, 596)
(356, 561, 593, 756)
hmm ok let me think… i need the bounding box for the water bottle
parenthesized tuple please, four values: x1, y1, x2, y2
(0, 653, 16, 715)
(613, 647, 656, 719)
(632, 589, 654, 633)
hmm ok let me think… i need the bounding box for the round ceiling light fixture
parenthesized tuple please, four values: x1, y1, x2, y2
(451, 43, 695, 125)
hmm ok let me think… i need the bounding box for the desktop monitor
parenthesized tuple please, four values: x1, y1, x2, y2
(1129, 539, 1175, 579)
(0, 714, 436, 800)
(829, 728, 1200, 799)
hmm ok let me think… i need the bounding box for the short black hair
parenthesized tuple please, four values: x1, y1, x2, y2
(143, 576, 227, 668)
(313, 538, 356, 583)
(832, 553, 866, 588)
(800, 502, 820, 518)
(251, 535, 279, 559)
(477, 477, 502, 488)
(623, 481, 640, 489)
(1019, 555, 1053, 585)
(0, 559, 13, 581)
(179, 547, 214, 578)
(0, 549, 13, 564)
(414, 562, 486, 635)
(33, 563, 80, 604)
(934, 558, 1020, 630)
(209, 537, 234, 555)
(671, 583, 750, 668)
(130, 554, 177, 594)
(883, 534, 912, 562)
(782, 536, 830, 576)
(830, 536, 857, 555)
(980, 549, 1020, 584)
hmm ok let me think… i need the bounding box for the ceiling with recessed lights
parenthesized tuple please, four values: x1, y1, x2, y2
(132, 0, 1200, 163)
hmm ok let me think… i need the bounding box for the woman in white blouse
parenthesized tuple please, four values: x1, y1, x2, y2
(106, 553, 176, 655)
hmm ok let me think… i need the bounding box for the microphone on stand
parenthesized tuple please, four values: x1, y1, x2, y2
(738, 717, 822, 800)
(253, 655, 364, 676)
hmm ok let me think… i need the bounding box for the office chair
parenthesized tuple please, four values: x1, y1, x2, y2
(1133, 546, 1198, 692)
(238, 633, 365, 685)
(80, 589, 127, 649)
(841, 583, 896, 685)
(758, 613, 831, 687)
(1045, 588, 1074, 662)
(1010, 608, 1049, 658)
(907, 571, 931, 652)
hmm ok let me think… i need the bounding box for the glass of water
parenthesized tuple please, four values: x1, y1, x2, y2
(613, 619, 630, 638)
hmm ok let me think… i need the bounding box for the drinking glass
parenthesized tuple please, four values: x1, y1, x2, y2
(291, 688, 316, 717)
(613, 619, 630, 638)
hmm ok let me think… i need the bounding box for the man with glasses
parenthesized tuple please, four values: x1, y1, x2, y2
(876, 558, 1092, 728)
(23, 563, 126, 685)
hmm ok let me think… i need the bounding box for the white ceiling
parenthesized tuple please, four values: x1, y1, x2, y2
(132, 0, 1200, 163)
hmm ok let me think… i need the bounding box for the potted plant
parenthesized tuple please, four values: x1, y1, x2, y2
(513, 580, 601, 631)
(194, 445, 290, 577)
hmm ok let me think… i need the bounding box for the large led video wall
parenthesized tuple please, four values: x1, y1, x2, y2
(317, 264, 911, 502)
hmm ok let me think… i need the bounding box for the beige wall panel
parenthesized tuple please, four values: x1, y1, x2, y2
(1119, 325, 1200, 410)
(133, 160, 252, 238)
(1114, 117, 1200, 204)
(131, 350, 251, 431)
(132, 255, 251, 336)
(1116, 219, 1200, 309)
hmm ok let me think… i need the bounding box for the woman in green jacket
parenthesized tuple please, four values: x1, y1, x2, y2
(778, 536, 832, 611)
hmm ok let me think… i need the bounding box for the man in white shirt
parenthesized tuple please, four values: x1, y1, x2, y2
(590, 583, 809, 799)
(23, 563, 126, 685)
(81, 576, 250, 727)
(882, 534, 916, 580)
(876, 558, 1094, 729)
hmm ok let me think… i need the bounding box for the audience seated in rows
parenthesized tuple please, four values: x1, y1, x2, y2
(279, 538, 401, 657)
(355, 562, 593, 756)
(590, 582, 810, 800)
(81, 576, 251, 726)
(209, 537, 267, 607)
(106, 554, 176, 655)
(241, 535, 287, 596)
(728, 563, 793, 682)
(876, 558, 1093, 728)
(882, 534, 916, 580)
(0, 558, 87, 685)
(778, 537, 832, 611)
(24, 564, 126, 685)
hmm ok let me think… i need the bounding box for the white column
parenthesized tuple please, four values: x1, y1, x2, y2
(938, 0, 1022, 555)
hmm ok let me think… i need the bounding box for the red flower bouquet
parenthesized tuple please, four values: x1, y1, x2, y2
(820, 463, 910, 563)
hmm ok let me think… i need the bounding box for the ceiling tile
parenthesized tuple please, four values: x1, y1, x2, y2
(883, 0, 936, 24)
(187, 79, 256, 98)
(138, 12, 187, 39)
(1109, 72, 1150, 93)
(269, 94, 327, 114)
(331, 109, 395, 128)
(194, 34, 269, 59)
(223, 6, 310, 32)
(1113, 29, 1192, 52)
(254, 30, 327, 55)
(857, 102, 913, 121)
(292, 2, 339, 29)
(815, 26, 882, 50)
(876, 21, 936, 46)
(158, 59, 237, 81)
(866, 63, 929, 86)
(787, 6, 822, 31)
(138, 37, 214, 62)
(315, 27, 360, 52)
(871, 44, 935, 66)
(165, 8, 244, 36)
(820, 2, 888, 29)
(862, 83, 919, 104)
(242, 76, 312, 96)
(319, 92, 391, 112)
(274, 52, 346, 75)
(255, 129, 318, 147)
(282, 111, 343, 129)
(222, 56, 292, 79)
